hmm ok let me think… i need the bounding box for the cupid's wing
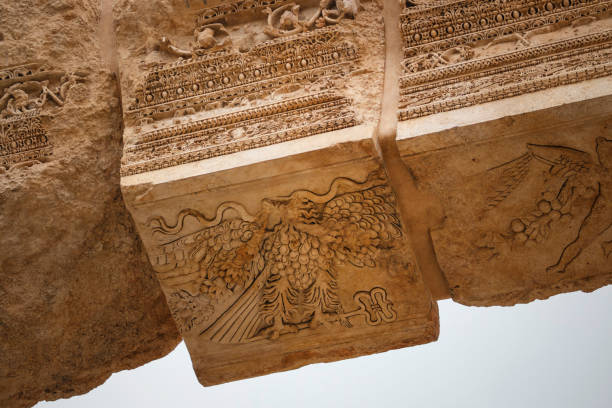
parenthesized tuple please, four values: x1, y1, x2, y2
(526, 143, 593, 177)
(322, 183, 402, 268)
(484, 144, 594, 210)
(484, 153, 533, 210)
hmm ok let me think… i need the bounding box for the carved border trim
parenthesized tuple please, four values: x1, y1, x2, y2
(398, 46, 612, 120)
(127, 61, 354, 123)
(402, 0, 611, 57)
(401, 0, 608, 47)
(121, 93, 358, 176)
(131, 92, 347, 145)
(127, 28, 357, 123)
(401, 30, 612, 87)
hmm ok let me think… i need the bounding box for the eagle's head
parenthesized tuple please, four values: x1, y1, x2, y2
(261, 194, 320, 230)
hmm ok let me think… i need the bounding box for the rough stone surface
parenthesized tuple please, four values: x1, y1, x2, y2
(399, 96, 612, 306)
(0, 2, 180, 407)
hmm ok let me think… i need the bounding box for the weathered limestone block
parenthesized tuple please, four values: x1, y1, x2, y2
(0, 1, 180, 407)
(117, 0, 438, 385)
(122, 146, 439, 385)
(394, 0, 612, 305)
(399, 96, 612, 306)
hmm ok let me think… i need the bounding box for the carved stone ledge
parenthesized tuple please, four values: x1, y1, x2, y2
(115, 0, 612, 390)
(117, 0, 416, 385)
(122, 139, 439, 385)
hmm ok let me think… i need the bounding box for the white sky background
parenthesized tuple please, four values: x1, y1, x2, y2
(36, 286, 612, 408)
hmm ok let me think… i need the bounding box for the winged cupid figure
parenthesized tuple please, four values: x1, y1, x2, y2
(485, 137, 612, 274)
(148, 171, 402, 342)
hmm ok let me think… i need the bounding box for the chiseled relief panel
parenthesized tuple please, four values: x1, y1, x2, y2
(127, 158, 438, 385)
(0, 63, 84, 172)
(116, 1, 437, 384)
(398, 0, 612, 120)
(116, 0, 385, 177)
(398, 103, 612, 306)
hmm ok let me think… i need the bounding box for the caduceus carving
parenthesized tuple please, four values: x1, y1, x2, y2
(149, 171, 402, 342)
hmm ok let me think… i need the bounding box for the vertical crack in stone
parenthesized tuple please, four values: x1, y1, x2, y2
(376, 0, 451, 300)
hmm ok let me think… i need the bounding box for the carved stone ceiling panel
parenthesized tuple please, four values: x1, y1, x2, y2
(399, 96, 612, 305)
(114, 0, 612, 390)
(126, 154, 438, 385)
(116, 0, 441, 386)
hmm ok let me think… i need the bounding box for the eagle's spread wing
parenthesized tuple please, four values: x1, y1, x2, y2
(150, 210, 263, 299)
(148, 206, 270, 338)
(322, 183, 402, 268)
(200, 264, 270, 343)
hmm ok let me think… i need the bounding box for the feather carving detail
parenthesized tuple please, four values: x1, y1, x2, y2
(148, 171, 403, 341)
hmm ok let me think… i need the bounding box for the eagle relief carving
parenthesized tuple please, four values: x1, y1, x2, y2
(149, 171, 404, 341)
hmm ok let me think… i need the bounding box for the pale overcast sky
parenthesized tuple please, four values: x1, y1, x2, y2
(35, 286, 612, 408)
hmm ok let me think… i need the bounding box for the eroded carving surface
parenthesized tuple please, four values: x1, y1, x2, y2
(478, 138, 612, 274)
(148, 171, 404, 338)
(399, 0, 612, 119)
(401, 112, 612, 306)
(0, 63, 84, 171)
(118, 0, 384, 176)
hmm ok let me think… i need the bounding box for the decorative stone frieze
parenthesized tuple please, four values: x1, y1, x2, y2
(122, 92, 357, 176)
(117, 0, 436, 386)
(0, 62, 84, 171)
(399, 0, 612, 119)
